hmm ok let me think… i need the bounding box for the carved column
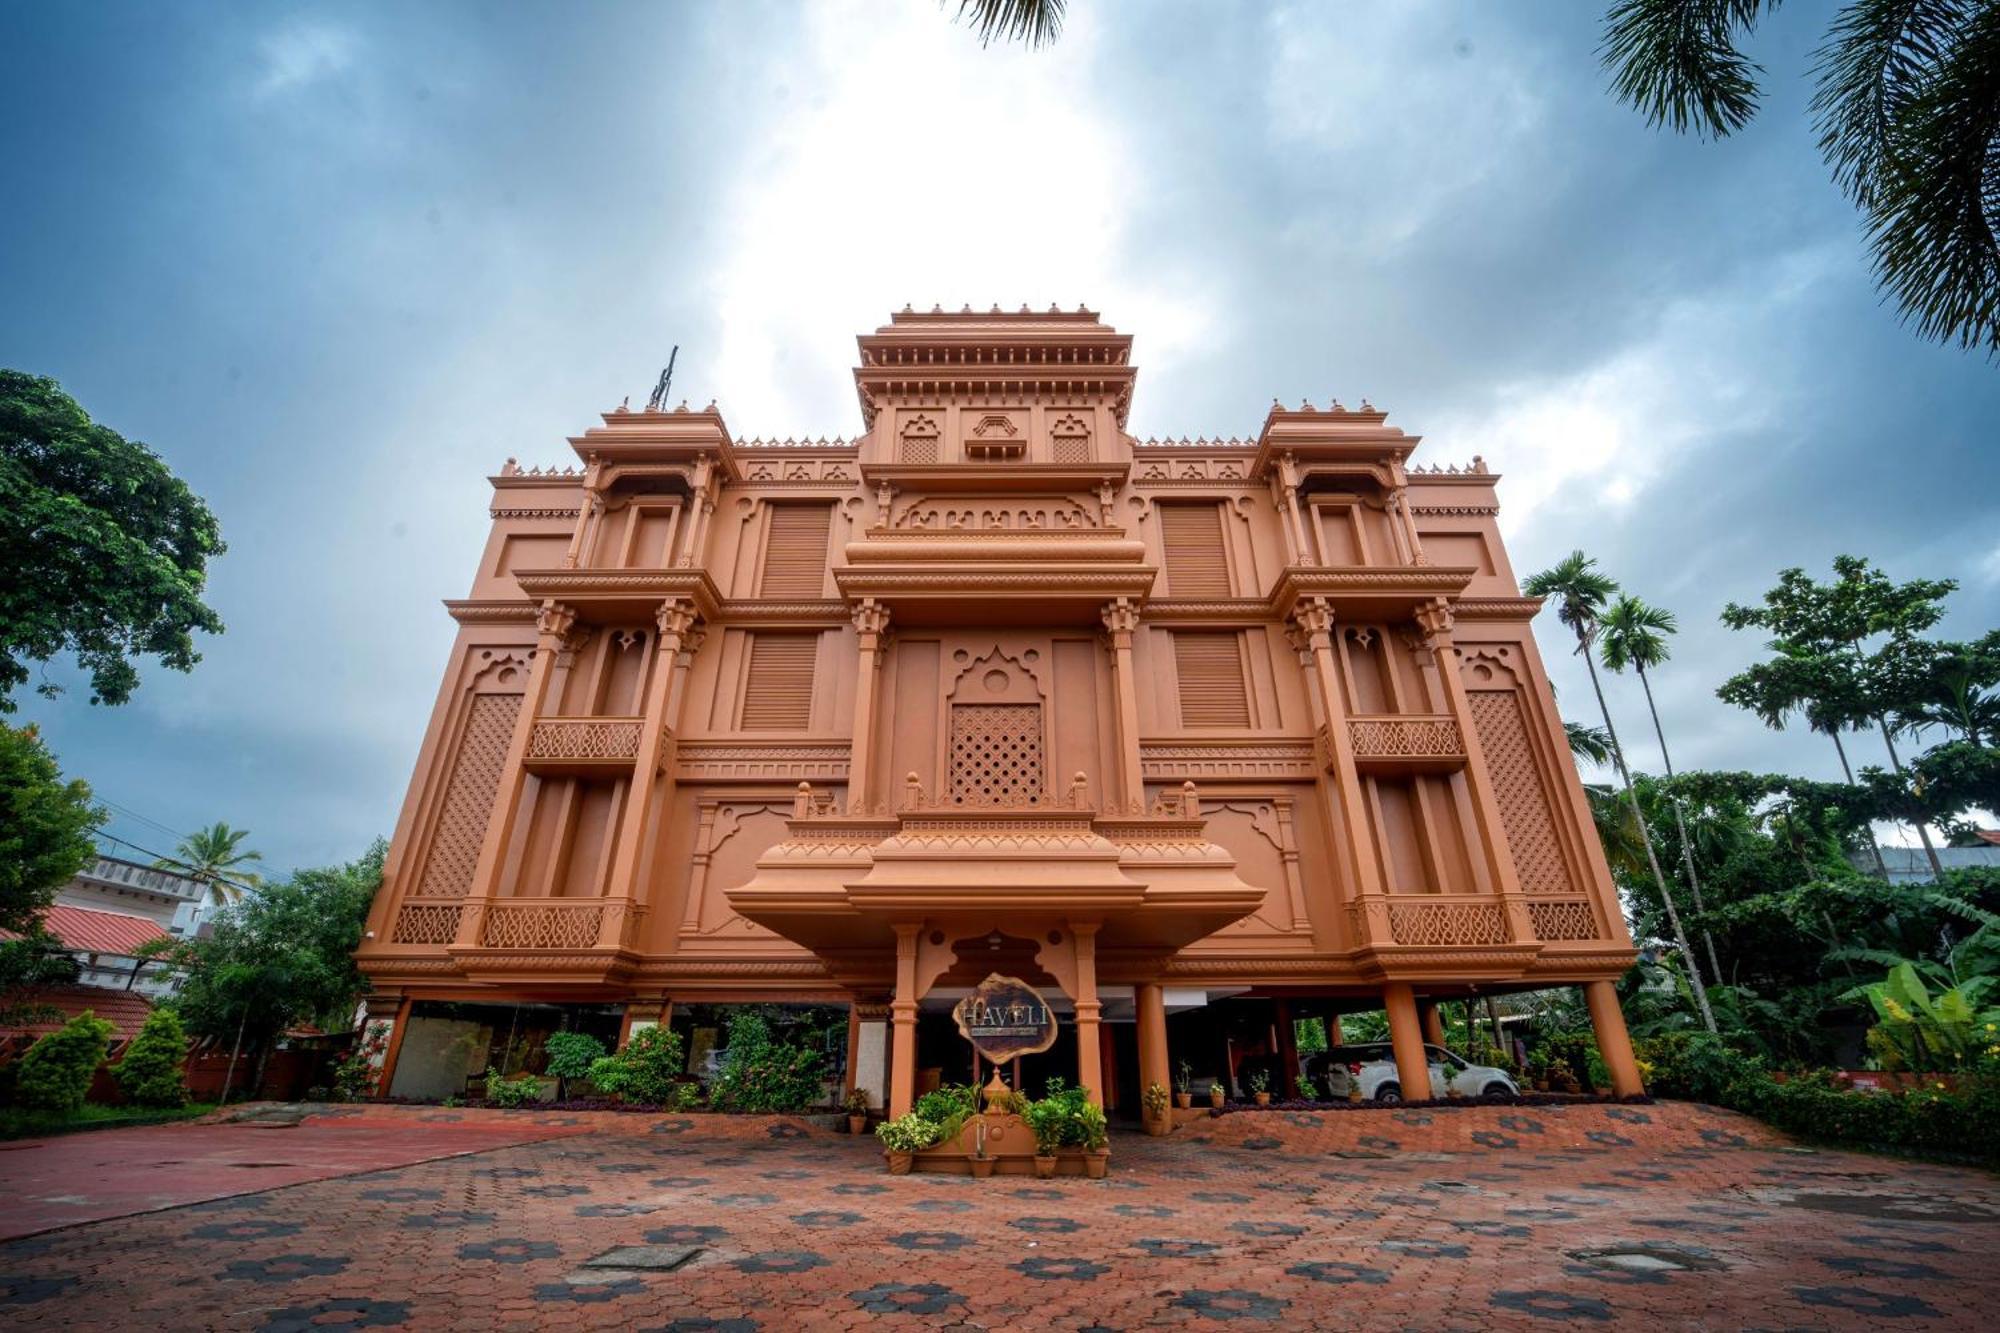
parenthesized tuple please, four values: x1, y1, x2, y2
(1584, 980, 1645, 1096)
(1277, 451, 1313, 563)
(847, 600, 891, 815)
(1290, 598, 1390, 944)
(1102, 599, 1146, 814)
(456, 601, 578, 946)
(1415, 599, 1531, 941)
(675, 456, 717, 568)
(1418, 999, 1446, 1046)
(603, 599, 699, 927)
(1071, 923, 1104, 1106)
(564, 479, 604, 569)
(1383, 982, 1433, 1100)
(1136, 982, 1170, 1115)
(889, 923, 922, 1118)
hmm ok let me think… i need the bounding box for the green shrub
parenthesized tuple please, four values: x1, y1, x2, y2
(585, 1025, 685, 1105)
(113, 1008, 188, 1108)
(709, 1011, 826, 1113)
(16, 1011, 113, 1112)
(874, 1112, 942, 1153)
(483, 1067, 544, 1108)
(1631, 1032, 1763, 1103)
(670, 1080, 703, 1111)
(914, 1082, 979, 1140)
(543, 1031, 608, 1099)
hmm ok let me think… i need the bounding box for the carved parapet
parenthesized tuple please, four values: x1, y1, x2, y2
(1525, 896, 1604, 942)
(521, 717, 645, 775)
(1350, 896, 1511, 948)
(388, 902, 465, 946)
(473, 897, 642, 951)
(1346, 715, 1467, 774)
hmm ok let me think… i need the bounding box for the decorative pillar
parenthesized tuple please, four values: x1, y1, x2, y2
(563, 484, 604, 569)
(456, 601, 578, 945)
(1136, 982, 1169, 1108)
(1584, 981, 1645, 1097)
(675, 456, 717, 568)
(1419, 1000, 1446, 1047)
(889, 924, 922, 1118)
(604, 600, 698, 916)
(1328, 1014, 1344, 1047)
(847, 600, 890, 814)
(1277, 452, 1313, 564)
(1292, 598, 1390, 943)
(1414, 599, 1532, 941)
(1101, 599, 1146, 813)
(1383, 982, 1433, 1100)
(1071, 923, 1104, 1105)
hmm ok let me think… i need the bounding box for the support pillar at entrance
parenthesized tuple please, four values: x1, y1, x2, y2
(1584, 980, 1645, 1097)
(1136, 982, 1169, 1104)
(890, 924, 922, 1118)
(1419, 1000, 1446, 1047)
(1383, 983, 1433, 1100)
(1072, 924, 1104, 1105)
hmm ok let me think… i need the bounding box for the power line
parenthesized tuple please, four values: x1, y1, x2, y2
(90, 828, 263, 898)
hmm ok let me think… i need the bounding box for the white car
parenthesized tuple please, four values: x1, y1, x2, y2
(1317, 1043, 1518, 1103)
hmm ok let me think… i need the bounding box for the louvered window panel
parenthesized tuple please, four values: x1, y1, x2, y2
(1175, 632, 1251, 727)
(741, 634, 816, 729)
(759, 504, 831, 597)
(1159, 504, 1231, 596)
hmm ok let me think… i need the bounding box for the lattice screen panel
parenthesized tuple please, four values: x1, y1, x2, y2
(1528, 898, 1601, 940)
(414, 692, 521, 899)
(391, 903, 464, 945)
(948, 704, 1048, 806)
(1466, 690, 1577, 893)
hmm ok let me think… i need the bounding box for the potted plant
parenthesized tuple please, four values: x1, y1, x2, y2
(1175, 1060, 1193, 1111)
(844, 1086, 870, 1135)
(1023, 1097, 1064, 1178)
(1248, 1069, 1271, 1106)
(1208, 1075, 1226, 1109)
(1142, 1081, 1171, 1135)
(1078, 1102, 1110, 1178)
(1346, 1061, 1363, 1103)
(875, 1112, 942, 1175)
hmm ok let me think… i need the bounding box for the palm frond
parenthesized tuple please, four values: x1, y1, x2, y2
(1601, 0, 1775, 138)
(952, 0, 1065, 48)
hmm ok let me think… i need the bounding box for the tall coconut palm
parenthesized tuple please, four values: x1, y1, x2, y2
(1523, 551, 1716, 1032)
(155, 821, 263, 906)
(1598, 594, 1724, 985)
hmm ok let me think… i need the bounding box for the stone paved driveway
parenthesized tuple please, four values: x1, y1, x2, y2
(2, 1101, 1995, 1329)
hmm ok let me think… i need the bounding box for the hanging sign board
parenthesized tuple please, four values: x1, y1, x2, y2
(952, 973, 1059, 1064)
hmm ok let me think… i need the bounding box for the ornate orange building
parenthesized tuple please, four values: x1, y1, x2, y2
(356, 308, 1644, 1110)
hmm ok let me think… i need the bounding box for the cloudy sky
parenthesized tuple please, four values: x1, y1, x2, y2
(5, 2, 1996, 873)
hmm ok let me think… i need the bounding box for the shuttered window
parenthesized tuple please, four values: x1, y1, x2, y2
(741, 633, 817, 729)
(759, 504, 831, 597)
(1159, 503, 1231, 596)
(1174, 631, 1251, 727)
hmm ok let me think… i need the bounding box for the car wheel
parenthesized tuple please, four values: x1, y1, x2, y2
(1374, 1084, 1402, 1105)
(1480, 1082, 1517, 1103)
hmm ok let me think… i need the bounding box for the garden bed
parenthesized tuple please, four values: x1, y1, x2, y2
(1, 1102, 217, 1141)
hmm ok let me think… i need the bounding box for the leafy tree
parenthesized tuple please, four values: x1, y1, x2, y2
(1525, 550, 1717, 1030)
(15, 1010, 113, 1112)
(543, 1030, 608, 1101)
(0, 371, 224, 711)
(1601, 1, 2000, 354)
(0, 722, 101, 934)
(1721, 556, 1959, 875)
(141, 841, 382, 1100)
(153, 821, 264, 906)
(1600, 592, 1724, 983)
(709, 1009, 829, 1113)
(113, 1007, 190, 1108)
(585, 1024, 686, 1104)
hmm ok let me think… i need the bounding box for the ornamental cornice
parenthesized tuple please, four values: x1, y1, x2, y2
(1408, 504, 1499, 517)
(715, 599, 850, 622)
(444, 599, 539, 624)
(1450, 596, 1546, 621)
(1162, 956, 1361, 978)
(834, 570, 1157, 592)
(631, 959, 837, 980)
(1142, 599, 1271, 622)
(1128, 477, 1261, 489)
(490, 506, 583, 520)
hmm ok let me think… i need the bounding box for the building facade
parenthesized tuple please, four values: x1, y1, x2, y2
(355, 308, 1644, 1110)
(57, 854, 212, 940)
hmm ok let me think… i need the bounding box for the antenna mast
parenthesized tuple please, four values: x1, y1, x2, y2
(646, 345, 680, 412)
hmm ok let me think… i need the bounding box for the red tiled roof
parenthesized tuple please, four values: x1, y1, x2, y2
(0, 984, 155, 1040)
(26, 904, 169, 957)
(1977, 829, 2000, 847)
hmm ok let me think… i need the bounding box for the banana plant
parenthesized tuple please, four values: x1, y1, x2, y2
(1843, 962, 1999, 1073)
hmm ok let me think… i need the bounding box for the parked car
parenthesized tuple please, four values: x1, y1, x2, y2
(1312, 1043, 1518, 1103)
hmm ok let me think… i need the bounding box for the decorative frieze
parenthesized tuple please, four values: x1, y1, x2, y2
(674, 741, 852, 782)
(1139, 740, 1317, 780)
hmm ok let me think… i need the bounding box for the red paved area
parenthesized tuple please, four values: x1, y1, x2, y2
(0, 1107, 590, 1240)
(1, 1101, 1995, 1329)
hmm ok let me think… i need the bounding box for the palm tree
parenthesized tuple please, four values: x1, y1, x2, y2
(1598, 594, 1724, 986)
(155, 822, 263, 906)
(1523, 551, 1716, 1032)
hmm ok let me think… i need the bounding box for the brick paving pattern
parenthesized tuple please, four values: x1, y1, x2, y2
(2, 1101, 1995, 1328)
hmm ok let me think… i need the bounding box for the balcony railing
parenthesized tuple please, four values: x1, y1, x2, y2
(522, 717, 645, 775)
(1525, 896, 1602, 941)
(1345, 714, 1466, 773)
(390, 901, 464, 945)
(478, 897, 641, 951)
(1349, 892, 1607, 948)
